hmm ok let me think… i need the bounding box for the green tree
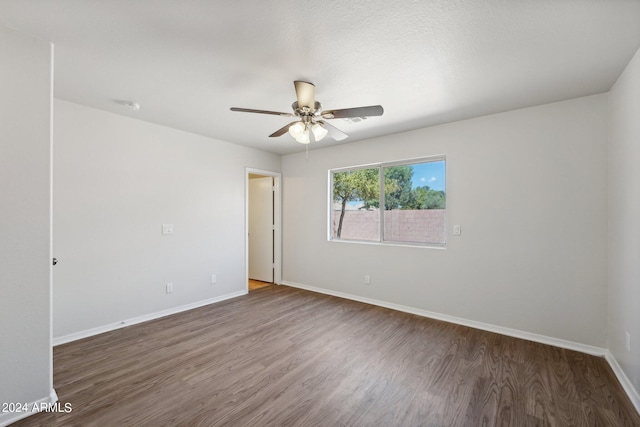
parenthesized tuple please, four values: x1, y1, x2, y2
(413, 186, 446, 209)
(384, 166, 415, 209)
(359, 169, 405, 210)
(333, 169, 379, 238)
(333, 165, 445, 239)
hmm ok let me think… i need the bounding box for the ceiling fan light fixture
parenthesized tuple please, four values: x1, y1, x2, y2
(311, 122, 328, 141)
(296, 128, 310, 144)
(288, 121, 305, 138)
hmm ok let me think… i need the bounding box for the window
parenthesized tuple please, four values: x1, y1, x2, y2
(330, 156, 446, 246)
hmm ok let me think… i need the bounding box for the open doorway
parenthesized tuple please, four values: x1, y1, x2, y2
(246, 168, 281, 292)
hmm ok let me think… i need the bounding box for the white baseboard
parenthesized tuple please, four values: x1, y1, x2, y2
(605, 351, 640, 413)
(53, 290, 247, 346)
(0, 388, 58, 427)
(281, 281, 607, 356)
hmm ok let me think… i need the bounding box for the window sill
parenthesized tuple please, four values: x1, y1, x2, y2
(328, 238, 446, 250)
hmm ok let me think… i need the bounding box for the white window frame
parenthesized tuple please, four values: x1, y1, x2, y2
(328, 155, 446, 248)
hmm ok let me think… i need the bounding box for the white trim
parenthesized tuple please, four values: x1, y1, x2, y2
(328, 237, 447, 250)
(328, 154, 447, 173)
(48, 41, 55, 399)
(52, 290, 246, 346)
(605, 350, 640, 413)
(280, 280, 607, 356)
(245, 168, 282, 289)
(0, 388, 58, 427)
(327, 156, 448, 248)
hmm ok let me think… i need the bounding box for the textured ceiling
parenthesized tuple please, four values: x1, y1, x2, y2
(2, 1, 640, 155)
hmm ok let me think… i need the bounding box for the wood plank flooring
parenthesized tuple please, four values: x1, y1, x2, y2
(249, 279, 272, 291)
(13, 285, 640, 426)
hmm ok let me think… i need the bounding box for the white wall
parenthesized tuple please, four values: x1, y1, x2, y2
(282, 94, 608, 347)
(53, 100, 280, 338)
(0, 25, 53, 416)
(609, 46, 640, 393)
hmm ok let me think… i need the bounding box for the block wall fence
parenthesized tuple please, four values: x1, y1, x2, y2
(332, 209, 445, 243)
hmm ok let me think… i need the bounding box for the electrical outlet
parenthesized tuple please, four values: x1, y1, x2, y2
(210, 274, 217, 284)
(626, 332, 631, 352)
(162, 224, 174, 235)
(166, 282, 173, 293)
(364, 275, 370, 285)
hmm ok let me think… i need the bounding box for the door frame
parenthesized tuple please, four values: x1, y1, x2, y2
(245, 168, 282, 291)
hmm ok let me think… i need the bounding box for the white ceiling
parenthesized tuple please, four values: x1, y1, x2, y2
(2, 1, 639, 155)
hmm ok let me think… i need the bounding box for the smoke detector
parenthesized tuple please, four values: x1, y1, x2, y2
(124, 102, 141, 111)
(117, 100, 141, 111)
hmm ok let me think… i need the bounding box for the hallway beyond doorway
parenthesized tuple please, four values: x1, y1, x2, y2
(248, 279, 271, 291)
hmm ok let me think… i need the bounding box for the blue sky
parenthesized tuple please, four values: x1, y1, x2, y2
(410, 161, 445, 191)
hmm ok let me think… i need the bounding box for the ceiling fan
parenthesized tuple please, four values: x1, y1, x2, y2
(230, 81, 383, 144)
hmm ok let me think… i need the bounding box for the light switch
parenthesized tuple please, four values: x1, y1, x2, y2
(453, 225, 461, 236)
(162, 224, 174, 235)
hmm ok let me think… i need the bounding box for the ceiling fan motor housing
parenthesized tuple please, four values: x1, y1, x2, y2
(292, 101, 322, 117)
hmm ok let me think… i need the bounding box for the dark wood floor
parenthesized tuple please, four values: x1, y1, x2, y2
(14, 285, 640, 426)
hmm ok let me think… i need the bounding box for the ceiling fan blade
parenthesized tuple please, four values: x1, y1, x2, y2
(318, 121, 348, 141)
(321, 105, 384, 119)
(230, 107, 294, 117)
(293, 81, 315, 109)
(269, 121, 300, 138)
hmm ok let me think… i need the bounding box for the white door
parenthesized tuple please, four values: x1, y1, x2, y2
(249, 176, 273, 282)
